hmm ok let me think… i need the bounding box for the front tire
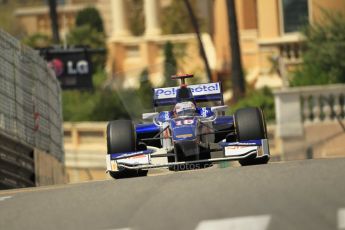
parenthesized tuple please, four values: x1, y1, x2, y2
(234, 107, 269, 166)
(107, 120, 136, 154)
(109, 170, 148, 179)
(107, 120, 148, 178)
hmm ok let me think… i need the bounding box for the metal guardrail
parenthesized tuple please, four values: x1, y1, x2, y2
(0, 29, 64, 189)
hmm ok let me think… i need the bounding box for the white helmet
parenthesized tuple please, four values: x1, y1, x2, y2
(174, 101, 196, 117)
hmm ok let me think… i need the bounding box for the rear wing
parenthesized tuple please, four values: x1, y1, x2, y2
(153, 82, 223, 107)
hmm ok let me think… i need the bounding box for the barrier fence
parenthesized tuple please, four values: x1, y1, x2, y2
(0, 29, 65, 189)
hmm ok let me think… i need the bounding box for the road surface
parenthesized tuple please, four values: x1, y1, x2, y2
(1, 158, 345, 230)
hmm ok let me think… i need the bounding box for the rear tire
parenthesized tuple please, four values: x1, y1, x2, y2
(107, 120, 148, 178)
(234, 107, 269, 166)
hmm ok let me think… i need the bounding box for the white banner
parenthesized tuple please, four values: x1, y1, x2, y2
(154, 82, 221, 100)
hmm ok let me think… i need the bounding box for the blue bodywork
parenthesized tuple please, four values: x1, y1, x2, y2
(136, 113, 234, 147)
(170, 117, 198, 141)
(214, 116, 233, 126)
(110, 149, 154, 160)
(136, 123, 160, 134)
(136, 113, 233, 137)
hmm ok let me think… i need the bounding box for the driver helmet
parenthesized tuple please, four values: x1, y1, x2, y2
(174, 101, 196, 117)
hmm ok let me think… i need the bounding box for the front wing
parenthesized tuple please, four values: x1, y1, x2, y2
(106, 139, 270, 172)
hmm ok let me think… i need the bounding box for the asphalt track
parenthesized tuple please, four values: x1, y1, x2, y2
(1, 158, 345, 230)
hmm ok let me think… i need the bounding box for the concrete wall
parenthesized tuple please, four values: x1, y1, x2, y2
(64, 122, 109, 183)
(34, 149, 66, 186)
(305, 122, 345, 159)
(0, 29, 66, 189)
(279, 122, 345, 161)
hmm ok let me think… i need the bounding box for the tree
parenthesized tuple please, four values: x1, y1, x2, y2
(66, 25, 105, 69)
(291, 11, 345, 86)
(75, 7, 104, 33)
(66, 25, 105, 48)
(48, 0, 60, 43)
(226, 0, 245, 103)
(163, 42, 177, 87)
(138, 69, 153, 111)
(62, 70, 131, 121)
(183, 0, 212, 83)
(161, 0, 203, 34)
(69, 7, 106, 69)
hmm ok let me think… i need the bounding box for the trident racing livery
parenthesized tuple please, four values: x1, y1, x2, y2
(106, 74, 270, 178)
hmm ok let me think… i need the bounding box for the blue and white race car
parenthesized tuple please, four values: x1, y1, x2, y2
(106, 74, 270, 178)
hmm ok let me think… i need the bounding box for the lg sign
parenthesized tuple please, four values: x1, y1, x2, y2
(40, 47, 94, 90)
(67, 60, 89, 75)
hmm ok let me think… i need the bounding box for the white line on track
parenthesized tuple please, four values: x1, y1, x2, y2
(338, 208, 345, 229)
(0, 196, 12, 202)
(195, 214, 271, 230)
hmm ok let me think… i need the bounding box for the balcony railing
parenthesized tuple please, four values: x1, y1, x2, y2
(300, 85, 345, 123)
(274, 84, 345, 137)
(258, 35, 306, 87)
(258, 35, 305, 65)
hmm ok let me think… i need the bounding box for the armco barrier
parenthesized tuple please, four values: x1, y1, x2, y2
(0, 29, 65, 189)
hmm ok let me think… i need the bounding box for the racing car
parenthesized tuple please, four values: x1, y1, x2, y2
(106, 74, 270, 179)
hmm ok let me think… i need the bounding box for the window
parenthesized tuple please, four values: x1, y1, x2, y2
(281, 0, 309, 33)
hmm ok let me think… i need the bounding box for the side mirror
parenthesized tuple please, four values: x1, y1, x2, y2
(211, 105, 228, 112)
(142, 112, 159, 120)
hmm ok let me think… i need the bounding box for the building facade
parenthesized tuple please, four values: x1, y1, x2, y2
(15, 0, 345, 90)
(213, 0, 345, 89)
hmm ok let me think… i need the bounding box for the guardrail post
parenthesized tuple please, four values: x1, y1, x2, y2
(274, 90, 303, 138)
(274, 89, 306, 160)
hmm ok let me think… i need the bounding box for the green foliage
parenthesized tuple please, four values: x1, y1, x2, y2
(227, 87, 275, 122)
(63, 7, 144, 122)
(22, 33, 52, 48)
(68, 7, 105, 48)
(62, 69, 156, 121)
(75, 7, 104, 33)
(66, 25, 105, 48)
(163, 42, 177, 87)
(62, 89, 130, 121)
(62, 70, 130, 121)
(291, 11, 345, 86)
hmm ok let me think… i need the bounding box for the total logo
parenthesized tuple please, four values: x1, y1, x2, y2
(48, 59, 89, 77)
(155, 82, 221, 99)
